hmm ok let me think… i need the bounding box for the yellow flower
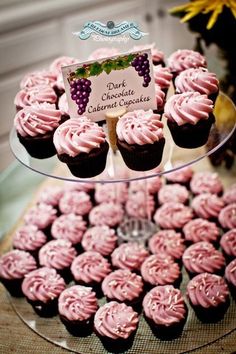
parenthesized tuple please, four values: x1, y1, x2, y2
(169, 0, 236, 30)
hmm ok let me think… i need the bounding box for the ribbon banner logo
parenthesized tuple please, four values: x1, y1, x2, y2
(73, 21, 148, 40)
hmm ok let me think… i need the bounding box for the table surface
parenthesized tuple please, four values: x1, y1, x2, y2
(0, 159, 236, 354)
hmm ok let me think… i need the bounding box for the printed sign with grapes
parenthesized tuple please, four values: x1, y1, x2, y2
(62, 49, 156, 122)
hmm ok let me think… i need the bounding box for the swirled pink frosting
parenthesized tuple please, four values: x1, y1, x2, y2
(63, 180, 95, 193)
(153, 65, 173, 90)
(24, 203, 57, 229)
(191, 193, 224, 219)
(81, 226, 117, 256)
(51, 213, 86, 245)
(111, 242, 149, 272)
(53, 118, 107, 156)
(183, 218, 220, 244)
(102, 269, 144, 301)
(175, 67, 219, 96)
(88, 47, 120, 60)
(0, 250, 37, 280)
(37, 185, 64, 207)
(94, 301, 139, 339)
(187, 273, 229, 308)
(125, 190, 155, 219)
(155, 85, 165, 111)
(12, 224, 47, 251)
(22, 267, 66, 302)
(158, 183, 189, 205)
(94, 183, 128, 204)
(116, 109, 163, 145)
(20, 71, 57, 89)
(164, 91, 213, 126)
(167, 49, 207, 74)
(132, 43, 164, 63)
(89, 202, 124, 227)
(219, 204, 236, 229)
(141, 254, 180, 286)
(55, 73, 65, 91)
(148, 230, 185, 260)
(58, 93, 69, 115)
(70, 251, 111, 284)
(50, 56, 79, 76)
(58, 285, 98, 321)
(223, 184, 236, 205)
(190, 172, 223, 195)
(143, 285, 186, 326)
(39, 239, 77, 270)
(165, 162, 193, 184)
(14, 105, 62, 137)
(154, 202, 193, 229)
(220, 229, 236, 258)
(14, 85, 57, 108)
(129, 175, 163, 195)
(183, 241, 225, 274)
(59, 190, 92, 216)
(225, 259, 236, 287)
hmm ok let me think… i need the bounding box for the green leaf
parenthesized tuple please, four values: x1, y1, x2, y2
(75, 67, 87, 78)
(102, 60, 113, 74)
(89, 62, 103, 76)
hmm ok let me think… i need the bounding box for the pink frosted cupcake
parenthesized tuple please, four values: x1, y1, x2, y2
(187, 273, 230, 322)
(141, 254, 182, 289)
(129, 174, 163, 196)
(102, 269, 144, 311)
(191, 193, 224, 221)
(190, 171, 223, 195)
(24, 203, 57, 237)
(58, 92, 70, 120)
(132, 43, 165, 66)
(58, 285, 98, 336)
(143, 285, 188, 339)
(0, 250, 37, 297)
(218, 203, 236, 230)
(14, 84, 57, 110)
(148, 230, 185, 262)
(183, 241, 225, 278)
(81, 225, 117, 257)
(158, 183, 189, 205)
(59, 190, 92, 219)
(111, 242, 149, 273)
(125, 190, 155, 219)
(94, 301, 139, 353)
(164, 91, 214, 148)
(225, 259, 236, 299)
(154, 84, 166, 114)
(51, 213, 86, 249)
(220, 229, 236, 262)
(223, 183, 236, 205)
(165, 162, 193, 187)
(94, 183, 128, 205)
(20, 70, 57, 90)
(89, 202, 124, 228)
(183, 218, 220, 245)
(153, 65, 173, 95)
(22, 267, 66, 317)
(37, 185, 64, 209)
(154, 202, 193, 230)
(39, 239, 77, 282)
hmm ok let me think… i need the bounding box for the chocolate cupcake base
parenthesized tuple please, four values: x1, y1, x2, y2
(0, 278, 24, 297)
(60, 315, 94, 337)
(27, 297, 59, 317)
(189, 297, 230, 323)
(94, 328, 137, 353)
(17, 132, 56, 159)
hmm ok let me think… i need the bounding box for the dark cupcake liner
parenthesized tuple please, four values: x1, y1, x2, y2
(59, 314, 94, 336)
(0, 277, 24, 297)
(226, 282, 236, 301)
(117, 138, 165, 172)
(189, 296, 230, 323)
(94, 327, 137, 353)
(27, 297, 59, 317)
(17, 132, 57, 159)
(153, 60, 165, 67)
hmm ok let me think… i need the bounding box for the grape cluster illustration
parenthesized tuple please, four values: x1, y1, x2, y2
(131, 53, 151, 87)
(70, 78, 92, 115)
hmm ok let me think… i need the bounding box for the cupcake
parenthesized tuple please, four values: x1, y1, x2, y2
(141, 254, 182, 289)
(154, 84, 166, 114)
(94, 301, 139, 353)
(143, 285, 188, 339)
(223, 183, 236, 205)
(125, 190, 155, 219)
(58, 92, 70, 120)
(102, 269, 144, 311)
(175, 67, 219, 103)
(94, 183, 128, 205)
(111, 242, 149, 273)
(12, 224, 47, 261)
(36, 185, 64, 209)
(38, 239, 77, 282)
(148, 229, 186, 263)
(0, 250, 37, 297)
(190, 171, 223, 195)
(116, 109, 165, 171)
(14, 104, 62, 159)
(218, 203, 236, 230)
(220, 229, 236, 262)
(158, 183, 189, 205)
(165, 162, 193, 187)
(183, 241, 225, 278)
(53, 117, 109, 178)
(153, 202, 193, 230)
(225, 259, 236, 299)
(191, 193, 224, 221)
(70, 251, 111, 295)
(58, 285, 98, 336)
(22, 267, 66, 317)
(187, 273, 230, 322)
(59, 190, 92, 219)
(153, 65, 173, 95)
(63, 180, 95, 196)
(164, 91, 214, 149)
(81, 225, 118, 257)
(183, 218, 220, 245)
(89, 202, 124, 228)
(14, 84, 57, 110)
(132, 43, 165, 66)
(20, 70, 57, 90)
